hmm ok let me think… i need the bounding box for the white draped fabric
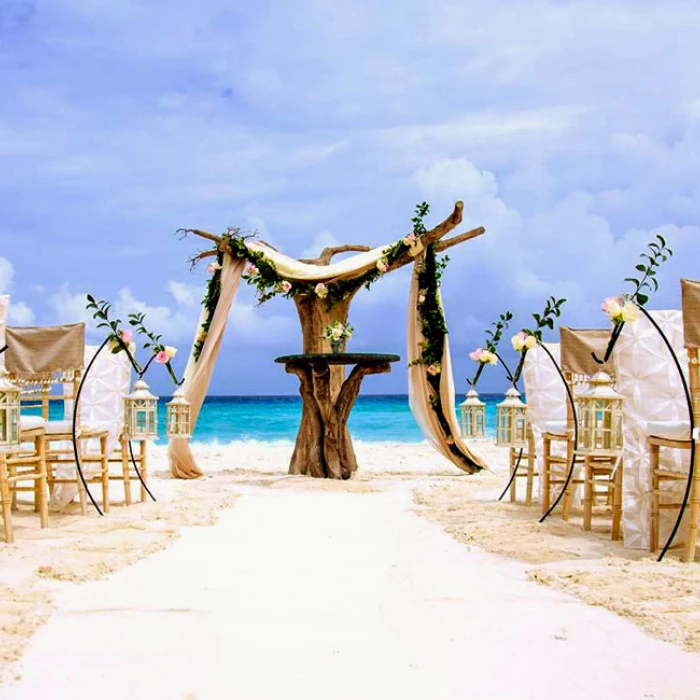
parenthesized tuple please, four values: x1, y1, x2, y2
(612, 310, 690, 549)
(246, 240, 391, 282)
(522, 342, 567, 495)
(406, 267, 486, 473)
(52, 344, 132, 507)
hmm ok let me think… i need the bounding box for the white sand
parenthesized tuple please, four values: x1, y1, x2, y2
(2, 442, 700, 700)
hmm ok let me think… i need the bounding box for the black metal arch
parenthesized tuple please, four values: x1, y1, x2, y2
(71, 338, 157, 516)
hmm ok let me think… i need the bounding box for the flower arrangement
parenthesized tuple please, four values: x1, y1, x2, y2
(469, 348, 498, 365)
(321, 320, 354, 352)
(510, 296, 567, 383)
(86, 296, 182, 387)
(601, 234, 674, 326)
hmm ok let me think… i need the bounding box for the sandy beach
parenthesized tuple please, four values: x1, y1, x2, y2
(1, 440, 699, 698)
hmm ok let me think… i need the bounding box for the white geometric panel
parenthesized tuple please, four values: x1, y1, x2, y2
(522, 342, 567, 499)
(612, 310, 690, 549)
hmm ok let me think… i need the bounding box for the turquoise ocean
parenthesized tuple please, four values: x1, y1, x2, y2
(153, 394, 503, 445)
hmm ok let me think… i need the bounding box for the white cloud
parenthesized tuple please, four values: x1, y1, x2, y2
(7, 301, 35, 325)
(0, 258, 14, 294)
(301, 230, 340, 258)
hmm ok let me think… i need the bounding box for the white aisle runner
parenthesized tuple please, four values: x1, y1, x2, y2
(3, 484, 700, 700)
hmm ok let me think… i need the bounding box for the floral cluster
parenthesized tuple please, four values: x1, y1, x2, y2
(86, 296, 181, 386)
(321, 320, 354, 341)
(511, 331, 538, 352)
(469, 347, 498, 365)
(601, 296, 640, 325)
(426, 362, 442, 376)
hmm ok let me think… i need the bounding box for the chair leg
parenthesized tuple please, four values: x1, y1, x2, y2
(75, 441, 88, 516)
(0, 455, 14, 544)
(649, 443, 660, 553)
(542, 437, 551, 516)
(100, 435, 110, 515)
(35, 436, 48, 530)
(583, 457, 592, 532)
(685, 465, 699, 562)
(8, 461, 18, 511)
(139, 440, 148, 503)
(562, 439, 575, 522)
(121, 439, 132, 507)
(525, 430, 536, 507)
(509, 447, 518, 503)
(611, 460, 623, 541)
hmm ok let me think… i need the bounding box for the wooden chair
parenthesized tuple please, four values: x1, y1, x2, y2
(648, 279, 700, 561)
(507, 424, 537, 505)
(5, 324, 110, 515)
(541, 328, 623, 539)
(1, 424, 48, 543)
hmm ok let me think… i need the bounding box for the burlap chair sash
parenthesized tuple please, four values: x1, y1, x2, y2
(5, 323, 85, 383)
(680, 278, 700, 349)
(559, 327, 612, 377)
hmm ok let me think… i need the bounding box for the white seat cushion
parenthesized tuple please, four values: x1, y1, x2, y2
(543, 420, 567, 436)
(44, 420, 74, 435)
(646, 420, 691, 441)
(20, 415, 47, 431)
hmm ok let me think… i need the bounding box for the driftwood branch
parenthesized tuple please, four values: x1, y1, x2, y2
(435, 226, 486, 253)
(300, 245, 373, 266)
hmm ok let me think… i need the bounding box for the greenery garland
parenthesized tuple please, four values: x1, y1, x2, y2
(192, 205, 430, 360)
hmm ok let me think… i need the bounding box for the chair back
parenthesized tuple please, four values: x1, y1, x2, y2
(71, 345, 132, 455)
(4, 323, 85, 419)
(612, 310, 688, 549)
(681, 279, 700, 425)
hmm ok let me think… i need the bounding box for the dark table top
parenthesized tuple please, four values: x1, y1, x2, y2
(275, 353, 401, 366)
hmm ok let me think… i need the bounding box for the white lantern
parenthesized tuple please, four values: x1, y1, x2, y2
(166, 388, 191, 438)
(460, 389, 485, 438)
(0, 369, 21, 451)
(496, 387, 527, 447)
(123, 379, 158, 440)
(576, 371, 623, 455)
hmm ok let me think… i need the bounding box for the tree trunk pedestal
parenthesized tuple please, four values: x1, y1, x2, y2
(275, 353, 400, 479)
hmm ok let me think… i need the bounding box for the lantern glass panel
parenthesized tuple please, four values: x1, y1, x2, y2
(166, 393, 191, 438)
(0, 376, 21, 450)
(576, 372, 624, 455)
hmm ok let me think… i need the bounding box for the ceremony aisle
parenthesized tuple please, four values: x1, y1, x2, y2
(2, 473, 699, 700)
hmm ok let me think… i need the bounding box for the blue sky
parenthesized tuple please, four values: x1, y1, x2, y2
(1, 0, 700, 395)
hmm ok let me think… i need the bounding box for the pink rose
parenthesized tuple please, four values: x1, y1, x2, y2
(281, 281, 292, 294)
(427, 364, 441, 376)
(315, 283, 328, 299)
(246, 264, 259, 276)
(376, 260, 388, 273)
(119, 329, 133, 344)
(469, 347, 483, 361)
(155, 350, 169, 364)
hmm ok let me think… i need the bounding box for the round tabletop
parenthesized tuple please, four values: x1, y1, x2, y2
(275, 353, 401, 366)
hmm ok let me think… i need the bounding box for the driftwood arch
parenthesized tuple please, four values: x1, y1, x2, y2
(176, 202, 486, 478)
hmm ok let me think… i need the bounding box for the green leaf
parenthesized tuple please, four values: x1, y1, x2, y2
(635, 264, 647, 272)
(624, 278, 640, 286)
(636, 293, 649, 305)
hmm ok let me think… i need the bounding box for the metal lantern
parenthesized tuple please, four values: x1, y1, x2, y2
(576, 371, 624, 455)
(496, 387, 527, 447)
(0, 369, 21, 451)
(166, 387, 191, 438)
(123, 379, 159, 440)
(460, 389, 485, 438)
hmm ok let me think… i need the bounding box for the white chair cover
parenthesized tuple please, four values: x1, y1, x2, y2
(612, 310, 690, 549)
(52, 345, 132, 507)
(522, 342, 567, 498)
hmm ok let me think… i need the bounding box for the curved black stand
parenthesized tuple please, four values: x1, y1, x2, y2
(497, 447, 524, 502)
(633, 307, 695, 561)
(71, 339, 156, 516)
(538, 342, 580, 523)
(493, 350, 525, 501)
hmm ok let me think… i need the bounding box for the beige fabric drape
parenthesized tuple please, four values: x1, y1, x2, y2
(407, 266, 486, 473)
(169, 256, 246, 478)
(5, 323, 85, 380)
(559, 327, 611, 376)
(681, 278, 700, 348)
